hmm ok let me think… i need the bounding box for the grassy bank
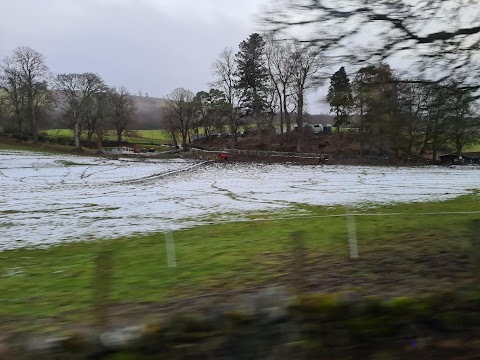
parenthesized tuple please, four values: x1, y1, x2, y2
(1, 193, 479, 333)
(0, 130, 173, 155)
(0, 135, 97, 155)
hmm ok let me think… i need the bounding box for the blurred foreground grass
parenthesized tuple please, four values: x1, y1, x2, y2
(0, 193, 479, 332)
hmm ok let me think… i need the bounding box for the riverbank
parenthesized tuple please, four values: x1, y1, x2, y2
(3, 132, 479, 167)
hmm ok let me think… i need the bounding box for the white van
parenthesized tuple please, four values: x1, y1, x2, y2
(313, 124, 323, 134)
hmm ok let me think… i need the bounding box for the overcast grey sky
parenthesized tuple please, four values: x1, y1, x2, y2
(0, 0, 330, 113)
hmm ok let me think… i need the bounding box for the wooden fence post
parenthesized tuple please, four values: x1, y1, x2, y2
(291, 231, 306, 293)
(471, 220, 480, 283)
(92, 248, 114, 329)
(347, 214, 359, 259)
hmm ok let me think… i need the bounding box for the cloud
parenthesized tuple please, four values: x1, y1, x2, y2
(0, 0, 329, 112)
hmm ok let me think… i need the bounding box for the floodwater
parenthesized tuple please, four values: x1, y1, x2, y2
(1, 150, 479, 249)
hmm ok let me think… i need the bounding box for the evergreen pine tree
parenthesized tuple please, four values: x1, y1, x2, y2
(235, 33, 269, 119)
(327, 66, 353, 131)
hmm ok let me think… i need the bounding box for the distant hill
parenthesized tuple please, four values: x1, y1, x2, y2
(44, 94, 166, 130)
(7, 91, 361, 131)
(129, 95, 166, 129)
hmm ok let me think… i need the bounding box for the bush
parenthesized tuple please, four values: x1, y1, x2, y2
(52, 135, 75, 146)
(12, 133, 29, 141)
(37, 133, 48, 142)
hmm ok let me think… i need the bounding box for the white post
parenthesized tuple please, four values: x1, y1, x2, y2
(165, 231, 177, 268)
(347, 214, 359, 258)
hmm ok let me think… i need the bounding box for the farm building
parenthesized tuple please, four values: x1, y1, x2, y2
(102, 146, 135, 155)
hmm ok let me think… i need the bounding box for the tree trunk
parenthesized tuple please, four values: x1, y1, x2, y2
(74, 121, 81, 150)
(296, 94, 304, 152)
(14, 103, 22, 134)
(97, 135, 103, 151)
(26, 73, 38, 143)
(30, 97, 38, 143)
(230, 122, 237, 149)
(297, 94, 304, 128)
(182, 133, 187, 152)
(336, 108, 340, 132)
(87, 130, 94, 142)
(432, 147, 437, 162)
(456, 141, 463, 157)
(278, 96, 284, 134)
(283, 88, 290, 133)
(116, 130, 122, 142)
(359, 104, 364, 155)
(171, 131, 178, 148)
(419, 132, 430, 156)
(432, 131, 438, 162)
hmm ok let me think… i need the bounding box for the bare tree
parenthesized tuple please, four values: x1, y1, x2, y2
(110, 87, 137, 142)
(290, 41, 328, 129)
(289, 41, 328, 151)
(54, 73, 105, 150)
(262, 77, 280, 131)
(194, 89, 230, 141)
(264, 34, 296, 133)
(84, 96, 100, 143)
(211, 48, 245, 147)
(0, 66, 26, 133)
(264, 0, 480, 93)
(82, 90, 115, 149)
(164, 88, 195, 151)
(0, 47, 51, 140)
(160, 104, 179, 148)
(0, 92, 13, 130)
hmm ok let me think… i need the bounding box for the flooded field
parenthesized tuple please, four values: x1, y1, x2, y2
(1, 150, 479, 249)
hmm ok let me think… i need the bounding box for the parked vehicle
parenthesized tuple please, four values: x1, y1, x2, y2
(313, 124, 323, 134)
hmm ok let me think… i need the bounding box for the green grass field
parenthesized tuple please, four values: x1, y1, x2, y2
(1, 193, 479, 333)
(0, 139, 96, 155)
(44, 129, 173, 144)
(464, 143, 480, 152)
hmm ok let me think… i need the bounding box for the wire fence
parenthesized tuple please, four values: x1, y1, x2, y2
(2, 211, 480, 330)
(90, 211, 480, 321)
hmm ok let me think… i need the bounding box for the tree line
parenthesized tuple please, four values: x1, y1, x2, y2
(327, 64, 480, 159)
(3, 26, 478, 159)
(0, 46, 137, 150)
(263, 0, 480, 159)
(162, 30, 480, 159)
(161, 32, 328, 151)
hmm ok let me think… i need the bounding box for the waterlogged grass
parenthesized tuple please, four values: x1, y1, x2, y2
(44, 129, 173, 145)
(0, 193, 479, 332)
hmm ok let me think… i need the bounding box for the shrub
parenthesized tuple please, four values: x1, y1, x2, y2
(37, 133, 48, 142)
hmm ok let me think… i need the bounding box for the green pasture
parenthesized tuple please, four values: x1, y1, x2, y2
(0, 140, 95, 155)
(0, 142, 40, 152)
(1, 193, 479, 332)
(44, 129, 173, 144)
(464, 143, 480, 152)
